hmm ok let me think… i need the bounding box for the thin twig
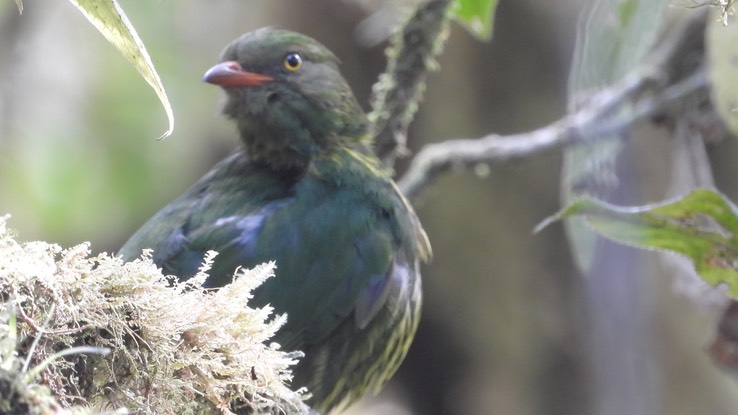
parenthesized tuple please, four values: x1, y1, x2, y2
(17, 303, 42, 332)
(21, 303, 55, 373)
(17, 304, 96, 336)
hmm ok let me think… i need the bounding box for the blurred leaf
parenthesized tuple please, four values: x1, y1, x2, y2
(569, 0, 669, 91)
(67, 0, 174, 138)
(707, 10, 738, 137)
(15, 0, 22, 14)
(451, 0, 497, 40)
(541, 189, 738, 296)
(562, 0, 670, 273)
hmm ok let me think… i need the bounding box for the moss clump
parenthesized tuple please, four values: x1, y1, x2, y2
(0, 214, 310, 415)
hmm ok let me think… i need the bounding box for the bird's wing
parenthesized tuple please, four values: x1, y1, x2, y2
(118, 152, 294, 280)
(119, 154, 422, 353)
(196, 178, 411, 351)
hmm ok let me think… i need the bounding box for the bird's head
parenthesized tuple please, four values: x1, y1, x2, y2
(204, 28, 369, 170)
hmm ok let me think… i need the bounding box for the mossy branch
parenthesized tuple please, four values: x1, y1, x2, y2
(370, 0, 454, 164)
(0, 215, 310, 415)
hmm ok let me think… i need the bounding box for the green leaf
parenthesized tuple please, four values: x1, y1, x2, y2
(67, 0, 174, 138)
(539, 189, 738, 296)
(451, 0, 498, 41)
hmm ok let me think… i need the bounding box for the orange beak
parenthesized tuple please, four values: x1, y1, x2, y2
(203, 61, 274, 87)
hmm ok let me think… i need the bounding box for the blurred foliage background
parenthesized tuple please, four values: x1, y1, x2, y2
(2, 1, 738, 414)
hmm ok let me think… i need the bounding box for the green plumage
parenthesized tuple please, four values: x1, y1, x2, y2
(119, 28, 430, 414)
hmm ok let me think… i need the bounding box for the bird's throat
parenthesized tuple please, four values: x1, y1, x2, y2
(237, 125, 314, 172)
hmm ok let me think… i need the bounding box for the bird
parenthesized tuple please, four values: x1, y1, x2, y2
(118, 28, 431, 414)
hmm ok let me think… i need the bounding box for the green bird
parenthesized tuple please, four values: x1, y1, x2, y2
(119, 28, 431, 414)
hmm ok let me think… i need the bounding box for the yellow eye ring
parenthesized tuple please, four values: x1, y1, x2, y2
(283, 53, 303, 72)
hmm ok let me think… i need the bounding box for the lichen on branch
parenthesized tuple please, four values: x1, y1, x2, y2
(0, 214, 309, 415)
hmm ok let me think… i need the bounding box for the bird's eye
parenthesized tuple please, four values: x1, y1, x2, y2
(283, 53, 303, 72)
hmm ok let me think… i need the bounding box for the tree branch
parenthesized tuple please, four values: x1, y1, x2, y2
(398, 11, 710, 200)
